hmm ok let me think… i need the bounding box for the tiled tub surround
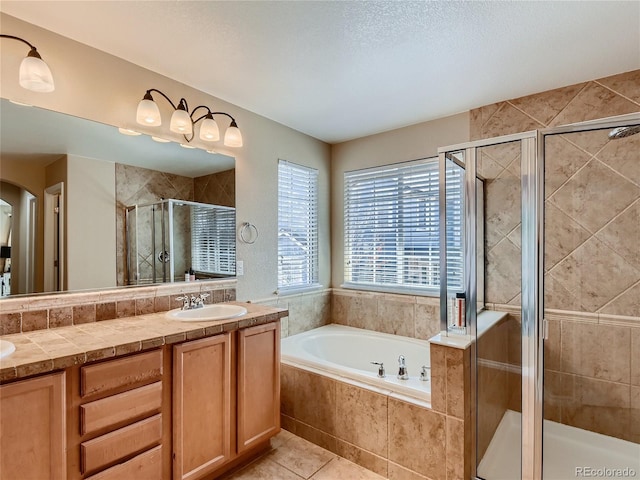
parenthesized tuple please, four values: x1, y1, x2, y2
(0, 279, 236, 335)
(0, 300, 286, 383)
(281, 337, 471, 480)
(254, 288, 332, 339)
(331, 289, 440, 341)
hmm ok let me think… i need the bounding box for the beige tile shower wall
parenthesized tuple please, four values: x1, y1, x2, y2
(331, 289, 440, 340)
(472, 69, 640, 444)
(115, 163, 194, 286)
(194, 169, 235, 207)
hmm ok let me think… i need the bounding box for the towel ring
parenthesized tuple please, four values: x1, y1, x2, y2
(239, 222, 258, 244)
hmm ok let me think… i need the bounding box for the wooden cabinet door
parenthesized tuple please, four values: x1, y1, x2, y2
(173, 334, 232, 480)
(237, 322, 280, 453)
(0, 372, 66, 480)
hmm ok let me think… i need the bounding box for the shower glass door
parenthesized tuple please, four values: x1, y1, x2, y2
(541, 120, 640, 479)
(439, 134, 535, 480)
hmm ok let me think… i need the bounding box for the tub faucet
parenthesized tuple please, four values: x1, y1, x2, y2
(371, 362, 385, 378)
(419, 365, 430, 382)
(397, 355, 409, 380)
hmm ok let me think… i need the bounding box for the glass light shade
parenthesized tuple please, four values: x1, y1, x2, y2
(136, 98, 161, 126)
(224, 124, 243, 147)
(199, 117, 220, 141)
(170, 109, 193, 135)
(118, 128, 142, 136)
(19, 55, 55, 93)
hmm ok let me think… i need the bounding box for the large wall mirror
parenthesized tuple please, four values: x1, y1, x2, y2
(0, 98, 236, 297)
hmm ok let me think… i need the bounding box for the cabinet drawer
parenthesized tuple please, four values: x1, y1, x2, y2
(81, 414, 162, 474)
(84, 445, 162, 480)
(81, 382, 162, 435)
(81, 350, 162, 398)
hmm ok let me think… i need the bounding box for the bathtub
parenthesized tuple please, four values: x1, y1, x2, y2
(281, 324, 431, 403)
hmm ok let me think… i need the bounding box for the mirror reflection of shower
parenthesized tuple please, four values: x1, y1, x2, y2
(125, 199, 236, 285)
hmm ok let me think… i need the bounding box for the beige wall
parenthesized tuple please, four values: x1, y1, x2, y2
(0, 12, 331, 302)
(66, 155, 116, 290)
(330, 112, 470, 288)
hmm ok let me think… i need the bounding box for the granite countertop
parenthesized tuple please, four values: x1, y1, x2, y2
(0, 302, 287, 383)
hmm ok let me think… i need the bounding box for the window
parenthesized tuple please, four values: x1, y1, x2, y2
(278, 160, 319, 291)
(343, 157, 463, 294)
(191, 204, 236, 275)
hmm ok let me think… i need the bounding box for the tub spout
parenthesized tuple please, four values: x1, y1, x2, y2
(419, 365, 430, 381)
(397, 355, 409, 380)
(371, 361, 385, 378)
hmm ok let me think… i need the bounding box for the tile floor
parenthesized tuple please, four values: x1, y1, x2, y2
(221, 430, 385, 480)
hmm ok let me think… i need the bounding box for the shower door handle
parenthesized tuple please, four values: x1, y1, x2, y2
(542, 318, 549, 341)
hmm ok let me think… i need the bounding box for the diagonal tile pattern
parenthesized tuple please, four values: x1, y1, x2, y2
(471, 69, 640, 318)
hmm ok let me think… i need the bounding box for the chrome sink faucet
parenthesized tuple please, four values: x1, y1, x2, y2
(176, 293, 210, 310)
(397, 355, 409, 380)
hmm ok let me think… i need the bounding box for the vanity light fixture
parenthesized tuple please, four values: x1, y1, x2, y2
(136, 88, 243, 147)
(0, 34, 55, 93)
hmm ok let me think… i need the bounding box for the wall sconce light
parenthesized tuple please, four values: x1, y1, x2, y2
(0, 34, 55, 93)
(136, 89, 243, 147)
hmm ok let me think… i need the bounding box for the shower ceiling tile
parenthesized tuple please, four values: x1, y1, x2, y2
(560, 321, 631, 383)
(549, 159, 640, 233)
(482, 103, 544, 140)
(544, 203, 591, 271)
(596, 70, 640, 105)
(596, 133, 640, 186)
(550, 82, 640, 128)
(596, 200, 640, 271)
(508, 82, 587, 126)
(486, 238, 521, 305)
(599, 282, 640, 319)
(549, 237, 640, 312)
(543, 136, 592, 199)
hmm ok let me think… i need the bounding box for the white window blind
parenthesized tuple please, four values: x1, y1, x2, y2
(191, 205, 236, 275)
(344, 157, 464, 294)
(278, 160, 319, 291)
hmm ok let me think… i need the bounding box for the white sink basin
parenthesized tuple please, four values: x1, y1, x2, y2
(0, 339, 16, 359)
(166, 304, 248, 322)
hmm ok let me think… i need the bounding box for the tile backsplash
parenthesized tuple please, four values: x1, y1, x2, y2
(0, 280, 236, 335)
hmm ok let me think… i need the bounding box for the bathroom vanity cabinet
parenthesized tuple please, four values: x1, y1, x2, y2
(173, 333, 233, 480)
(173, 321, 281, 480)
(0, 372, 67, 479)
(0, 318, 282, 480)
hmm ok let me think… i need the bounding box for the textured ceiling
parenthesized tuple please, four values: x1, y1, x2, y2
(2, 1, 639, 143)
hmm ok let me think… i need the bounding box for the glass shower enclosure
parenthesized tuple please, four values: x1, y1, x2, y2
(438, 113, 640, 480)
(125, 199, 236, 285)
